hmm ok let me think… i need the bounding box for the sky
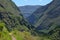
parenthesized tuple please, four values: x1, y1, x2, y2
(12, 0, 53, 6)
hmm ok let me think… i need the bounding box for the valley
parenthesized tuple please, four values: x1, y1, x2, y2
(0, 0, 60, 40)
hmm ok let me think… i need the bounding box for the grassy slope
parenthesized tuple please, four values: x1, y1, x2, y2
(0, 21, 12, 40)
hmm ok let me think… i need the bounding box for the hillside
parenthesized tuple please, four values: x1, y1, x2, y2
(0, 0, 30, 40)
(0, 0, 23, 30)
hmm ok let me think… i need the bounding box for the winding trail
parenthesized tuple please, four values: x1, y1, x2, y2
(11, 35, 16, 40)
(9, 33, 16, 40)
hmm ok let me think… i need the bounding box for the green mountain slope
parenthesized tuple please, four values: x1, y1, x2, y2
(0, 0, 29, 40)
(0, 0, 29, 31)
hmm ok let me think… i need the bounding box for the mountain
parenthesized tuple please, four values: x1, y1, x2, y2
(27, 0, 60, 33)
(0, 0, 60, 40)
(19, 5, 41, 18)
(0, 0, 50, 40)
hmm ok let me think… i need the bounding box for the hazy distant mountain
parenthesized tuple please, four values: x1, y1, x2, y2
(19, 5, 41, 18)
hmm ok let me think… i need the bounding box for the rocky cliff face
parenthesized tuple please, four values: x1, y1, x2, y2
(27, 0, 60, 33)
